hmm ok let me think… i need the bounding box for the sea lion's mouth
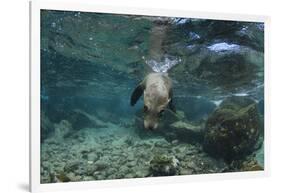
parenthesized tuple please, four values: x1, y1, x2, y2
(144, 121, 158, 130)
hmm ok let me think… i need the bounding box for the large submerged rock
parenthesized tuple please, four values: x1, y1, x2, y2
(69, 109, 108, 130)
(169, 121, 204, 143)
(203, 96, 261, 161)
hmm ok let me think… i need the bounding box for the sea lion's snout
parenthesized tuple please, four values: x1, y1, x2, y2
(144, 119, 158, 130)
(143, 104, 161, 130)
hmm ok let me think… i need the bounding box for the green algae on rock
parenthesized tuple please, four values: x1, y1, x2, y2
(149, 154, 179, 176)
(203, 96, 261, 161)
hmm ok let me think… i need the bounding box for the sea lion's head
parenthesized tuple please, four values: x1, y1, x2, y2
(143, 90, 170, 130)
(130, 73, 176, 131)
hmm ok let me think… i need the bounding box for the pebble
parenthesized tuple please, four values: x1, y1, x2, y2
(94, 160, 108, 170)
(64, 161, 80, 172)
(127, 161, 137, 167)
(172, 139, 179, 145)
(127, 154, 135, 161)
(124, 173, 134, 178)
(119, 165, 130, 173)
(87, 152, 99, 162)
(179, 169, 192, 175)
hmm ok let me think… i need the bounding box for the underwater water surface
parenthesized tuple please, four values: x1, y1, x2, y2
(40, 10, 264, 183)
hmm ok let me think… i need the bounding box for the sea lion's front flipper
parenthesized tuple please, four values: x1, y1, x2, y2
(168, 98, 176, 113)
(130, 83, 144, 106)
(168, 90, 176, 113)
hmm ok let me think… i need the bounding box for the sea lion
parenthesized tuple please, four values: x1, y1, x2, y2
(130, 72, 176, 130)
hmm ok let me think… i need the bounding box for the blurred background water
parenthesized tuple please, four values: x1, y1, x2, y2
(40, 10, 264, 183)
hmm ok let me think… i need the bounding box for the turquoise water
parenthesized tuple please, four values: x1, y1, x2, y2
(40, 10, 264, 183)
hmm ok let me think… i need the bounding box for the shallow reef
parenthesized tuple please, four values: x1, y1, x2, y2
(41, 96, 263, 183)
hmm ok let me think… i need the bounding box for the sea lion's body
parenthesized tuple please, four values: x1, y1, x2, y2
(131, 73, 175, 130)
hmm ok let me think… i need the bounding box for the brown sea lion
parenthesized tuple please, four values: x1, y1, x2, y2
(131, 72, 176, 130)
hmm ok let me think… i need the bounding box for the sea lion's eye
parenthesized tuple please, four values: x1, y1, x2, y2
(158, 109, 165, 117)
(143, 105, 148, 112)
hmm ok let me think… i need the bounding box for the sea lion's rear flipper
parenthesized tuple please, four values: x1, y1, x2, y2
(130, 83, 144, 106)
(168, 90, 176, 113)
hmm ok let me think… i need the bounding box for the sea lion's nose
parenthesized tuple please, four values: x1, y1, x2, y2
(148, 125, 153, 130)
(144, 120, 157, 130)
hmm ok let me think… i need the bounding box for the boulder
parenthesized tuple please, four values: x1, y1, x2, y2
(203, 96, 261, 161)
(133, 108, 204, 144)
(53, 120, 72, 139)
(149, 154, 179, 176)
(169, 121, 204, 143)
(228, 158, 263, 172)
(69, 109, 108, 130)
